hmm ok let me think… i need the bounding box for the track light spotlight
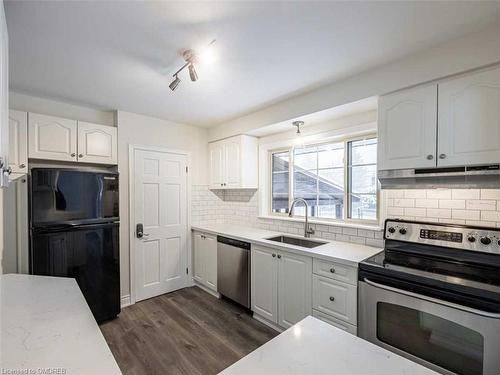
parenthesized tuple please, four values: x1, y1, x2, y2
(188, 64, 198, 82)
(169, 75, 181, 91)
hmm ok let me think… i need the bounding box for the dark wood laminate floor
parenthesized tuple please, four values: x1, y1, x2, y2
(100, 286, 279, 375)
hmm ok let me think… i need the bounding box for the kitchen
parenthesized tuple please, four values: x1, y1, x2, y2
(1, 1, 500, 375)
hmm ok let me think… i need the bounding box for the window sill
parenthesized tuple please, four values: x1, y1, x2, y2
(257, 215, 383, 231)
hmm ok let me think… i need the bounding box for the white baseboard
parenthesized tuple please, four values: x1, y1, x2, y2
(193, 280, 220, 298)
(120, 294, 132, 308)
(253, 314, 283, 333)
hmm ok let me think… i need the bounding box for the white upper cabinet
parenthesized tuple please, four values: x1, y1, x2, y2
(27, 113, 117, 165)
(8, 110, 28, 174)
(377, 84, 438, 171)
(77, 121, 117, 165)
(438, 66, 500, 167)
(209, 135, 258, 189)
(209, 142, 225, 188)
(29, 113, 78, 162)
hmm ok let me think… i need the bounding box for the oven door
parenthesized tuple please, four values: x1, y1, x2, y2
(359, 278, 500, 375)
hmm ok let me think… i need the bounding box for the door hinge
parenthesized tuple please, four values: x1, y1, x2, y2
(186, 267, 189, 274)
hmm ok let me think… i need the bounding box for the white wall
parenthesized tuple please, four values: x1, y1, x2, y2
(10, 92, 115, 126)
(209, 22, 500, 141)
(116, 110, 208, 300)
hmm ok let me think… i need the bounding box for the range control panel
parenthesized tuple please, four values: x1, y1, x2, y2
(385, 219, 500, 255)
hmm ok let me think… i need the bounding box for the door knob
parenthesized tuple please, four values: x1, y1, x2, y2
(136, 223, 144, 238)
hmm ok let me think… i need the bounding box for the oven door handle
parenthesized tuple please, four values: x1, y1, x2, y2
(363, 278, 500, 319)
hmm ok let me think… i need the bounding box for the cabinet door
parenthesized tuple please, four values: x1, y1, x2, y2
(251, 246, 278, 323)
(0, 9, 8, 184)
(278, 251, 312, 329)
(193, 232, 205, 283)
(28, 113, 77, 162)
(438, 67, 500, 167)
(209, 142, 225, 189)
(77, 122, 117, 165)
(378, 85, 437, 170)
(312, 275, 357, 325)
(224, 139, 241, 188)
(8, 110, 28, 173)
(204, 234, 217, 291)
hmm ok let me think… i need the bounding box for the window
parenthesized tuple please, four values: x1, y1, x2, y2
(270, 136, 377, 222)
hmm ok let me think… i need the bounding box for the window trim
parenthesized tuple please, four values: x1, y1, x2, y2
(268, 133, 379, 225)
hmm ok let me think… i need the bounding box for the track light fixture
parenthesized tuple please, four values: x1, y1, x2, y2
(168, 39, 215, 91)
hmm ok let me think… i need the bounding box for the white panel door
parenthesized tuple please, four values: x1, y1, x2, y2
(204, 234, 218, 290)
(378, 85, 437, 170)
(28, 113, 77, 162)
(224, 139, 241, 188)
(209, 142, 225, 189)
(251, 245, 278, 323)
(8, 110, 28, 174)
(134, 148, 188, 302)
(278, 251, 312, 329)
(438, 67, 500, 167)
(77, 121, 117, 165)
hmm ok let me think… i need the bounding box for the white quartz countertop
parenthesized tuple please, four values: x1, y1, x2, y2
(1, 274, 122, 375)
(191, 224, 382, 266)
(219, 316, 437, 375)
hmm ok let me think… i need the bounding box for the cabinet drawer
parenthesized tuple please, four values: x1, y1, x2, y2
(312, 275, 357, 325)
(312, 310, 357, 335)
(313, 258, 357, 286)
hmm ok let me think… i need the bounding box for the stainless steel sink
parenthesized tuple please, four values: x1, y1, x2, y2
(265, 235, 327, 249)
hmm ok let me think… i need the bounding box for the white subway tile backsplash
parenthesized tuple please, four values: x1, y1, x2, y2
(481, 189, 500, 200)
(466, 200, 496, 211)
(404, 207, 427, 217)
(415, 199, 439, 208)
(452, 209, 480, 220)
(426, 189, 452, 200)
(394, 198, 415, 208)
(439, 199, 465, 209)
(404, 190, 427, 199)
(426, 208, 452, 219)
(452, 189, 480, 200)
(480, 211, 500, 222)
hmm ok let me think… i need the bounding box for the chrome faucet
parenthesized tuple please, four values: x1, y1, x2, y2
(288, 198, 315, 238)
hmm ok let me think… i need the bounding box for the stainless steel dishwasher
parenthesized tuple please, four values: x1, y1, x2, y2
(217, 236, 251, 308)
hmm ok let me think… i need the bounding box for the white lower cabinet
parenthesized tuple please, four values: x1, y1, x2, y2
(193, 231, 217, 292)
(251, 245, 312, 329)
(312, 258, 358, 334)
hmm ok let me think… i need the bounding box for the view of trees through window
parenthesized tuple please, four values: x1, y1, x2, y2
(271, 137, 377, 222)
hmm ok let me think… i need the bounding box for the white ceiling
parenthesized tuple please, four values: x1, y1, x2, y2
(5, 1, 500, 128)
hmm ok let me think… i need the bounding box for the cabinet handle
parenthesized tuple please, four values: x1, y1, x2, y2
(79, 154, 84, 158)
(329, 267, 335, 273)
(71, 153, 76, 157)
(329, 296, 335, 302)
(272, 253, 276, 258)
(277, 254, 282, 259)
(19, 164, 25, 169)
(426, 155, 434, 160)
(220, 183, 223, 187)
(439, 153, 446, 159)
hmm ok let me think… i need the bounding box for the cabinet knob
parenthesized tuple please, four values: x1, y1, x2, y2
(439, 153, 446, 159)
(71, 153, 76, 157)
(329, 268, 335, 273)
(272, 253, 276, 258)
(329, 296, 335, 302)
(19, 164, 25, 169)
(277, 254, 282, 259)
(426, 155, 434, 160)
(78, 154, 84, 158)
(220, 183, 223, 187)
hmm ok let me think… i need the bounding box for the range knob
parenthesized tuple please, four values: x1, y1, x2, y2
(399, 228, 407, 235)
(467, 236, 476, 243)
(480, 237, 491, 245)
(388, 227, 396, 234)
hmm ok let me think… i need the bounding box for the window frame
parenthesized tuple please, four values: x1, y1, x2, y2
(268, 133, 379, 225)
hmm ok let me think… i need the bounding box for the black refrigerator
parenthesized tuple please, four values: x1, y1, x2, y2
(30, 168, 120, 323)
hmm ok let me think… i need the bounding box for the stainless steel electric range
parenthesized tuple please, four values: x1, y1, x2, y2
(358, 219, 500, 375)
